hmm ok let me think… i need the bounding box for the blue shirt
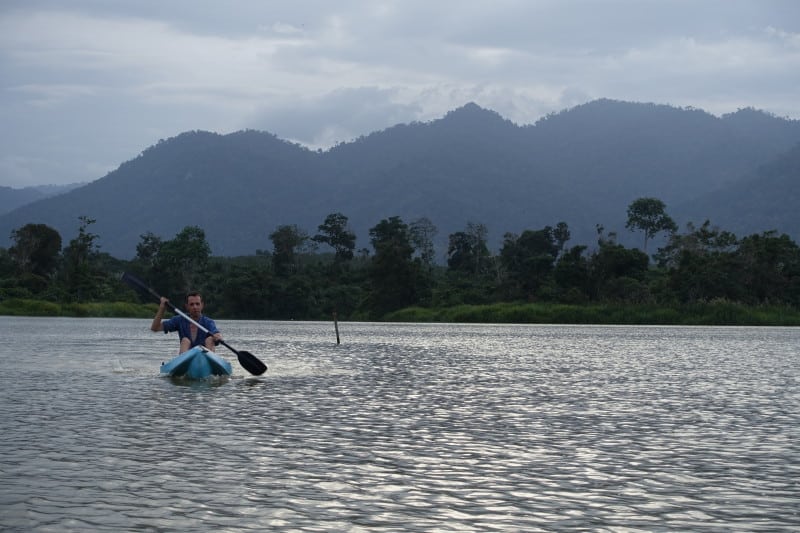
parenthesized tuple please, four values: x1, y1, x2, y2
(161, 315, 219, 348)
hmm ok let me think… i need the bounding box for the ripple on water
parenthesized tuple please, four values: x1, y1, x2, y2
(1, 320, 799, 531)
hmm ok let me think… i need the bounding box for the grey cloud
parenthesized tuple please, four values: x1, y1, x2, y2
(246, 87, 423, 148)
(1, 0, 798, 186)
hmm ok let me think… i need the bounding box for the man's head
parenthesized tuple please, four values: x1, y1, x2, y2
(185, 291, 204, 319)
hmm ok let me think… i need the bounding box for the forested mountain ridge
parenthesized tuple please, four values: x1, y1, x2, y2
(676, 141, 800, 239)
(1, 99, 799, 258)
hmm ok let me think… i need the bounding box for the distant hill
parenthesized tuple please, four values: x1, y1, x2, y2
(0, 99, 798, 258)
(0, 183, 85, 216)
(675, 141, 800, 238)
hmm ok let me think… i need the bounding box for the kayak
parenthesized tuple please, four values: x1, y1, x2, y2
(160, 346, 233, 379)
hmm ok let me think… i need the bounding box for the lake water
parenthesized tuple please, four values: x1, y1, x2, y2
(1, 317, 798, 532)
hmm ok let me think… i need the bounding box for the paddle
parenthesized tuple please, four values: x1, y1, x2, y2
(121, 272, 267, 375)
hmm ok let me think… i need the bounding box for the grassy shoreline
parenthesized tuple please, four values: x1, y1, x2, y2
(0, 299, 157, 319)
(384, 301, 800, 326)
(1, 298, 799, 326)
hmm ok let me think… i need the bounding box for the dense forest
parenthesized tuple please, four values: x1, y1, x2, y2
(2, 197, 798, 323)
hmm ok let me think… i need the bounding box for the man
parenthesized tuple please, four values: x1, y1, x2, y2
(151, 291, 223, 353)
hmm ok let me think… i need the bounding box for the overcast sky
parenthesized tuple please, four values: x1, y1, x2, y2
(1, 0, 798, 188)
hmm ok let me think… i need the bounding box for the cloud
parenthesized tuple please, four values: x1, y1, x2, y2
(765, 25, 800, 49)
(0, 1, 798, 186)
(8, 83, 98, 108)
(247, 87, 423, 148)
(0, 155, 40, 189)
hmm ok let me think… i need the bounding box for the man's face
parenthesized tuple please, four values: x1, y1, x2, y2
(186, 295, 203, 319)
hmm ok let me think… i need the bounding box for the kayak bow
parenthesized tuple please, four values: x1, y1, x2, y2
(160, 346, 233, 379)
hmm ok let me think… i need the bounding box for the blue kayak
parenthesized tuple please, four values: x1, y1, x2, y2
(160, 346, 233, 379)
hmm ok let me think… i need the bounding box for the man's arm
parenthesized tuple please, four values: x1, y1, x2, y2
(150, 297, 169, 332)
(204, 316, 223, 344)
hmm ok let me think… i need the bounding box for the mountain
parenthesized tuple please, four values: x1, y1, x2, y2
(0, 99, 798, 258)
(0, 183, 85, 216)
(675, 141, 800, 238)
(0, 130, 324, 257)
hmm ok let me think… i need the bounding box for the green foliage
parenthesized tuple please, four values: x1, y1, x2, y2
(447, 222, 490, 274)
(433, 268, 497, 307)
(0, 298, 61, 316)
(499, 226, 560, 299)
(735, 231, 800, 305)
(2, 199, 799, 324)
(134, 232, 163, 270)
(216, 261, 274, 318)
(129, 225, 214, 300)
(270, 224, 308, 276)
(384, 301, 800, 326)
(553, 245, 591, 300)
(0, 298, 154, 317)
(158, 226, 211, 292)
(409, 217, 438, 269)
(367, 216, 428, 317)
(9, 223, 62, 277)
(60, 216, 99, 300)
(626, 197, 678, 250)
(313, 212, 356, 263)
(589, 240, 649, 300)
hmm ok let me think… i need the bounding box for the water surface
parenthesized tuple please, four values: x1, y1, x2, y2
(1, 318, 798, 531)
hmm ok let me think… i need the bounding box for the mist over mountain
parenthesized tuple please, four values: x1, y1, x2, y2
(0, 183, 85, 216)
(0, 99, 798, 259)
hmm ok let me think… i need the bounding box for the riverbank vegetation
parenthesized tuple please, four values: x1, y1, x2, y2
(1, 200, 799, 326)
(2, 298, 798, 327)
(385, 301, 800, 326)
(0, 298, 154, 318)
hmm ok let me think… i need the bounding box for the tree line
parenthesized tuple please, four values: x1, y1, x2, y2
(1, 198, 799, 320)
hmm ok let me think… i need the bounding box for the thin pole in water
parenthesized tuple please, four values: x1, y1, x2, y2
(334, 311, 340, 344)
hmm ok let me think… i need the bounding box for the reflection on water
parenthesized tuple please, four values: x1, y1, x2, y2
(1, 317, 799, 531)
(167, 375, 231, 388)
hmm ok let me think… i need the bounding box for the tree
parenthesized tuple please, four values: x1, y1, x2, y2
(135, 232, 163, 270)
(217, 262, 274, 318)
(654, 220, 740, 303)
(589, 240, 650, 301)
(554, 245, 591, 302)
(735, 231, 800, 305)
(554, 221, 571, 256)
(654, 220, 737, 269)
(447, 222, 489, 274)
(409, 217, 438, 268)
(157, 226, 212, 293)
(9, 223, 62, 278)
(61, 216, 102, 301)
(0, 248, 13, 281)
(270, 224, 308, 276)
(625, 197, 678, 251)
(367, 216, 421, 316)
(312, 212, 356, 262)
(499, 226, 560, 299)
(447, 231, 474, 272)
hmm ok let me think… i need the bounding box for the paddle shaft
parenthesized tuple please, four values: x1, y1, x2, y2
(169, 304, 236, 355)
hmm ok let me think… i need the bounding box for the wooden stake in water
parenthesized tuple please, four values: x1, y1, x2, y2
(334, 311, 340, 344)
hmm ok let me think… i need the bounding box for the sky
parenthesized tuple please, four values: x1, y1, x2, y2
(1, 0, 799, 188)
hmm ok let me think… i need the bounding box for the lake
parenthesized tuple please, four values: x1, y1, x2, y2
(1, 317, 798, 531)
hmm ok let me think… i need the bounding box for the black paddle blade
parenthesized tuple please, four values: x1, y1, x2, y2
(219, 340, 267, 375)
(237, 350, 267, 375)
